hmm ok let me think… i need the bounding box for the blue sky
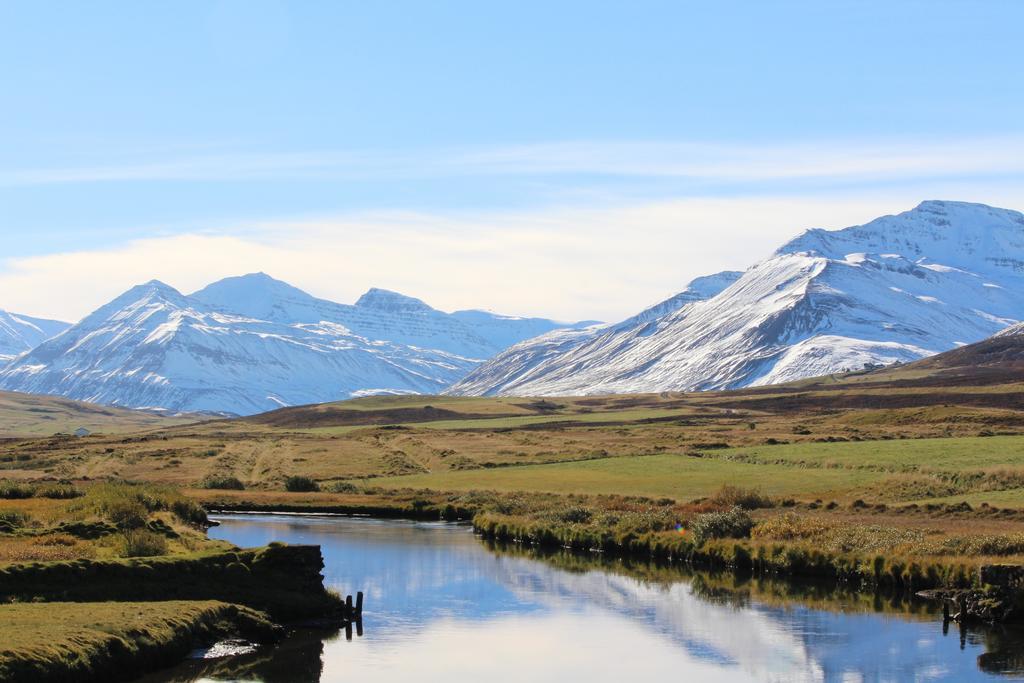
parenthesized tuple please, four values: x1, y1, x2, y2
(2, 0, 1023, 321)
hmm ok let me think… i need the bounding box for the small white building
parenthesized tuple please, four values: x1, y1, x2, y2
(74, 427, 91, 438)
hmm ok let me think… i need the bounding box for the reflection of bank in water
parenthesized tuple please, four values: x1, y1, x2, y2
(135, 625, 349, 683)
(479, 540, 1024, 679)
(192, 513, 1024, 682)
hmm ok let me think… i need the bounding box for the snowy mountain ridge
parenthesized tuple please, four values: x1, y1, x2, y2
(0, 274, 589, 414)
(0, 311, 70, 363)
(448, 201, 1024, 397)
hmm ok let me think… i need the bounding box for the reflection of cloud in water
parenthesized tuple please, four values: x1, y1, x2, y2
(209, 515, 1006, 682)
(323, 611, 762, 683)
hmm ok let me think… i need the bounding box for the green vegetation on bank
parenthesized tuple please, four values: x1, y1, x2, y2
(0, 481, 344, 682)
(0, 601, 279, 683)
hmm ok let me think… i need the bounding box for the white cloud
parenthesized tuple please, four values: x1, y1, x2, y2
(7, 191, 1019, 324)
(4, 135, 1024, 186)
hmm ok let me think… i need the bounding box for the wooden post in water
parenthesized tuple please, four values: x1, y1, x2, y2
(346, 594, 354, 618)
(355, 591, 364, 617)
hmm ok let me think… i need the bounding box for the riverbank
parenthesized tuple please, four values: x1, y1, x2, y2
(195, 486, 1024, 621)
(0, 481, 348, 682)
(0, 601, 279, 683)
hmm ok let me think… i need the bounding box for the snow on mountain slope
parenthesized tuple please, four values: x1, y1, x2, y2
(996, 320, 1024, 337)
(192, 273, 582, 358)
(449, 201, 1024, 397)
(0, 311, 70, 363)
(447, 270, 743, 395)
(0, 275, 588, 415)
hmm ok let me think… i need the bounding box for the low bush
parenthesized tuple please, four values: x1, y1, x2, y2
(689, 507, 755, 544)
(0, 481, 35, 500)
(170, 499, 208, 527)
(708, 485, 773, 510)
(105, 500, 149, 529)
(118, 529, 169, 557)
(752, 512, 927, 554)
(284, 476, 319, 493)
(69, 482, 208, 528)
(558, 506, 593, 524)
(34, 533, 78, 547)
(0, 509, 30, 531)
(326, 481, 360, 494)
(34, 483, 83, 499)
(199, 475, 245, 490)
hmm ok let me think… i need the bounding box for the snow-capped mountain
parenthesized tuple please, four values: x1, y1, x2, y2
(996, 320, 1024, 338)
(191, 273, 586, 358)
(0, 311, 69, 363)
(449, 201, 1024, 397)
(0, 274, 588, 414)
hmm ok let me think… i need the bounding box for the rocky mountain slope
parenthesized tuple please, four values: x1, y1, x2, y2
(0, 274, 587, 414)
(449, 201, 1024, 396)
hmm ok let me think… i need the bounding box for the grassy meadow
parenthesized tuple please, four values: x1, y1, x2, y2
(2, 367, 1024, 645)
(0, 390, 195, 438)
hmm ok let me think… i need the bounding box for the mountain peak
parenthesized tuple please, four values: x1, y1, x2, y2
(355, 288, 434, 313)
(140, 279, 178, 292)
(191, 273, 319, 320)
(777, 200, 1024, 262)
(449, 200, 1024, 398)
(115, 280, 185, 304)
(193, 272, 310, 298)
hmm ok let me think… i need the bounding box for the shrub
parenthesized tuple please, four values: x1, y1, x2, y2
(709, 485, 773, 510)
(327, 481, 360, 494)
(34, 483, 83, 499)
(0, 509, 29, 531)
(105, 499, 149, 529)
(118, 529, 168, 557)
(284, 476, 319, 493)
(559, 506, 593, 524)
(0, 481, 35, 499)
(34, 533, 77, 547)
(689, 507, 755, 544)
(171, 499, 208, 527)
(199, 475, 245, 490)
(71, 481, 208, 528)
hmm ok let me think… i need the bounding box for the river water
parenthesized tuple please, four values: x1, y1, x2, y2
(140, 513, 1024, 682)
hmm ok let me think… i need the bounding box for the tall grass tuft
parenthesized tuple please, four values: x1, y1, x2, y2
(689, 507, 755, 544)
(708, 485, 774, 510)
(0, 481, 35, 499)
(199, 475, 245, 490)
(34, 483, 83, 499)
(284, 476, 319, 493)
(117, 529, 168, 557)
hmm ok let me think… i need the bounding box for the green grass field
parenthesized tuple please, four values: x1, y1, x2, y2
(369, 453, 885, 501)
(401, 407, 696, 431)
(715, 435, 1024, 472)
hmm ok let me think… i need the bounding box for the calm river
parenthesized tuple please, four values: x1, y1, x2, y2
(140, 514, 1024, 682)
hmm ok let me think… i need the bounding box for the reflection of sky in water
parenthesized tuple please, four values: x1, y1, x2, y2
(207, 514, 1014, 682)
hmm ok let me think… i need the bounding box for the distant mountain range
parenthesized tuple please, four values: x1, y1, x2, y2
(0, 311, 69, 363)
(4, 200, 1024, 413)
(449, 201, 1024, 396)
(0, 274, 592, 415)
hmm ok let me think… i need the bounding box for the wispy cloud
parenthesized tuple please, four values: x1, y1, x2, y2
(5, 136, 1024, 187)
